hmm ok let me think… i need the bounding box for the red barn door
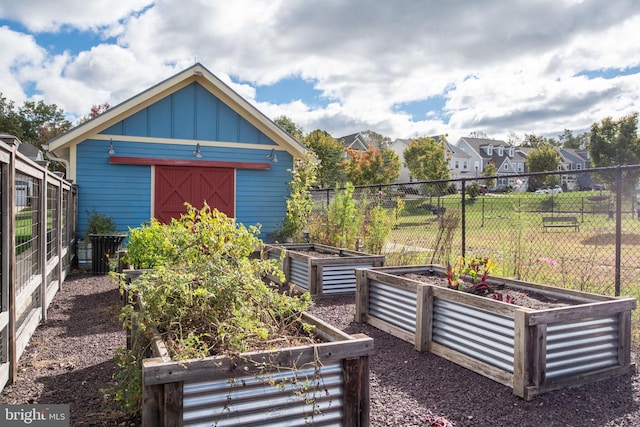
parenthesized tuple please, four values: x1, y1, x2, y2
(154, 165, 235, 223)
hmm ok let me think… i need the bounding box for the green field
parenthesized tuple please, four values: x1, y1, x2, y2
(382, 191, 640, 298)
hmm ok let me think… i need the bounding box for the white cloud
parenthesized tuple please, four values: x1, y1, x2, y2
(1, 0, 639, 141)
(0, 0, 154, 32)
(0, 26, 47, 103)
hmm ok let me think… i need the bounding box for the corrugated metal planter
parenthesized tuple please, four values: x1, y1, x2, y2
(141, 312, 374, 426)
(355, 264, 636, 400)
(263, 243, 385, 297)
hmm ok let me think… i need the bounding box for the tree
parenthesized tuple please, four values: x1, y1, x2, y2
(506, 131, 522, 146)
(0, 93, 71, 148)
(403, 136, 450, 182)
(520, 133, 558, 148)
(526, 144, 560, 189)
(589, 113, 640, 195)
(361, 130, 392, 149)
(303, 129, 346, 188)
(481, 162, 497, 188)
(341, 142, 400, 185)
(274, 115, 303, 141)
(558, 129, 587, 149)
(76, 102, 111, 125)
(468, 131, 488, 139)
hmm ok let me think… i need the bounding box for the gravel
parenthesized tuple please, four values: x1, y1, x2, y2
(0, 273, 138, 426)
(2, 272, 640, 426)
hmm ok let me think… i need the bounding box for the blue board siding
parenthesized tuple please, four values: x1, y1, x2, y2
(100, 83, 275, 145)
(149, 97, 172, 137)
(196, 90, 218, 138)
(77, 80, 297, 240)
(77, 140, 151, 237)
(76, 139, 290, 239)
(236, 154, 292, 233)
(173, 84, 196, 139)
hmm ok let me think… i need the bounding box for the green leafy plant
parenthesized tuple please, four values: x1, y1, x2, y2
(117, 202, 313, 356)
(361, 191, 404, 254)
(122, 219, 174, 269)
(466, 181, 481, 199)
(85, 208, 117, 237)
(111, 203, 316, 415)
(326, 182, 361, 249)
(280, 154, 317, 241)
(102, 347, 142, 414)
(446, 255, 495, 295)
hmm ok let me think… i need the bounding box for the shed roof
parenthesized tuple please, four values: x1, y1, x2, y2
(46, 63, 306, 160)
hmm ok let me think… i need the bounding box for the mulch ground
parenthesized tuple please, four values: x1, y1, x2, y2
(0, 272, 137, 426)
(2, 271, 640, 426)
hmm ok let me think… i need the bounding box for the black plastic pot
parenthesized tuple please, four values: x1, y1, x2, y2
(90, 234, 125, 274)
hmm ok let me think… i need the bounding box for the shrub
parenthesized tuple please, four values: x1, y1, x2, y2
(86, 208, 116, 236)
(326, 182, 361, 249)
(123, 219, 174, 269)
(280, 154, 317, 241)
(111, 203, 314, 415)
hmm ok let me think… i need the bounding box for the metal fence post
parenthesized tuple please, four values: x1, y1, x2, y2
(461, 179, 466, 257)
(615, 166, 622, 296)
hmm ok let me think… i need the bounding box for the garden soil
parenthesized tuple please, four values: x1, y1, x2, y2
(1, 271, 640, 426)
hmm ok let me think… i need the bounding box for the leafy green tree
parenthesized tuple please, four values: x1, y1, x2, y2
(274, 115, 304, 141)
(466, 182, 480, 199)
(526, 144, 560, 189)
(521, 133, 558, 148)
(303, 129, 346, 188)
(481, 162, 497, 188)
(589, 113, 640, 195)
(76, 102, 111, 125)
(506, 131, 522, 146)
(403, 136, 450, 182)
(0, 94, 71, 148)
(361, 130, 392, 149)
(558, 129, 587, 149)
(341, 143, 400, 185)
(0, 94, 22, 137)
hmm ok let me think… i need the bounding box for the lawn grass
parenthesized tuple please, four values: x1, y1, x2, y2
(387, 191, 640, 295)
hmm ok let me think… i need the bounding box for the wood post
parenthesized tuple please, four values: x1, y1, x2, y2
(415, 285, 432, 352)
(355, 268, 368, 323)
(343, 353, 370, 427)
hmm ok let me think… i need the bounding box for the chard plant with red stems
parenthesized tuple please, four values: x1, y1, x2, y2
(446, 255, 495, 295)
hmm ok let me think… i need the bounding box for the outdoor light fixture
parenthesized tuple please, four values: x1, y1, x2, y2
(107, 139, 116, 155)
(193, 143, 203, 158)
(266, 148, 278, 163)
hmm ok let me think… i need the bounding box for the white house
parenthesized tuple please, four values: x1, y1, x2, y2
(455, 137, 527, 191)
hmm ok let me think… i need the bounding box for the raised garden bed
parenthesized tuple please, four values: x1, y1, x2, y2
(355, 264, 636, 400)
(140, 312, 374, 426)
(263, 243, 385, 297)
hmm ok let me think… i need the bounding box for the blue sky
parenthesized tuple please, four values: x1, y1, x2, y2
(1, 0, 639, 144)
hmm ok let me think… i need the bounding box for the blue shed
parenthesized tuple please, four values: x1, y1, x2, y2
(45, 63, 306, 241)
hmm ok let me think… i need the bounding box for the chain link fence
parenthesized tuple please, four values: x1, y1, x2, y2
(310, 165, 640, 299)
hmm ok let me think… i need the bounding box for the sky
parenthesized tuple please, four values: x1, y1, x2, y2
(1, 0, 639, 145)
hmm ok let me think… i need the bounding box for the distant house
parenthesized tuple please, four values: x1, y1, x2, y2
(445, 141, 472, 189)
(455, 137, 527, 190)
(388, 138, 413, 182)
(389, 135, 452, 184)
(559, 148, 591, 190)
(45, 63, 306, 241)
(0, 134, 47, 206)
(337, 132, 371, 154)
